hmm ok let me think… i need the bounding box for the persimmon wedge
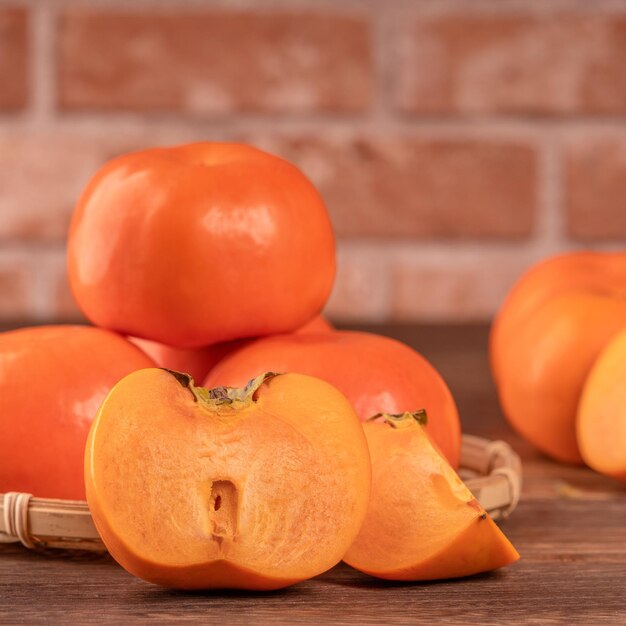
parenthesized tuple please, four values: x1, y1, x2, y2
(344, 413, 519, 580)
(85, 369, 371, 590)
(577, 328, 626, 482)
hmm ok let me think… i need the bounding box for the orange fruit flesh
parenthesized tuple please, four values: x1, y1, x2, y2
(86, 369, 371, 590)
(344, 417, 519, 580)
(577, 328, 626, 482)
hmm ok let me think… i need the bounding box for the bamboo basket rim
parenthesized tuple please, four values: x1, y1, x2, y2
(0, 433, 522, 553)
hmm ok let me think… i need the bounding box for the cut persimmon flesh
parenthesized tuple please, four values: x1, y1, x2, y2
(85, 369, 371, 590)
(344, 413, 519, 580)
(577, 327, 626, 482)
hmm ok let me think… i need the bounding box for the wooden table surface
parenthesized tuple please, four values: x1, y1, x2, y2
(2, 324, 626, 625)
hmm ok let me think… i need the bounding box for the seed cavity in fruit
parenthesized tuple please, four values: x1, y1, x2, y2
(208, 480, 238, 550)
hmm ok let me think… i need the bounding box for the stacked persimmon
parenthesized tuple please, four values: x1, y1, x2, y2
(0, 142, 518, 589)
(491, 252, 626, 482)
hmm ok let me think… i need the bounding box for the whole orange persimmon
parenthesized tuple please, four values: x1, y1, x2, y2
(491, 251, 626, 463)
(0, 326, 154, 499)
(67, 143, 335, 348)
(205, 331, 461, 468)
(129, 315, 333, 383)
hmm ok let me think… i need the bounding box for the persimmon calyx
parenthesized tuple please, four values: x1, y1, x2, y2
(163, 369, 280, 410)
(367, 409, 428, 428)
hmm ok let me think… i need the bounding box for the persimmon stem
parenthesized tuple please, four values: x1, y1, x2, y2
(367, 409, 428, 428)
(163, 369, 280, 410)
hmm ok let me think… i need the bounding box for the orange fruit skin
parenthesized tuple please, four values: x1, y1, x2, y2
(490, 252, 626, 464)
(67, 142, 336, 348)
(129, 315, 333, 383)
(344, 419, 519, 580)
(0, 325, 154, 499)
(128, 337, 241, 385)
(205, 330, 461, 468)
(577, 328, 626, 482)
(85, 370, 371, 590)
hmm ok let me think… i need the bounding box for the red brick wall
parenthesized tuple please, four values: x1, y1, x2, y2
(1, 1, 625, 325)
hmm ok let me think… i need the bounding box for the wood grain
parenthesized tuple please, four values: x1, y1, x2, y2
(2, 324, 626, 625)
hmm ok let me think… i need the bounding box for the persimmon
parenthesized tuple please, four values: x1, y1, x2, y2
(577, 328, 626, 482)
(0, 325, 154, 500)
(67, 142, 336, 348)
(85, 370, 371, 590)
(128, 338, 241, 385)
(129, 315, 333, 383)
(490, 252, 626, 463)
(205, 331, 461, 468)
(344, 412, 519, 580)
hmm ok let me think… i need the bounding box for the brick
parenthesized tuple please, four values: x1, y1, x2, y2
(393, 14, 626, 115)
(58, 10, 371, 113)
(326, 243, 392, 322)
(51, 255, 84, 321)
(322, 245, 545, 323)
(566, 136, 626, 240)
(0, 132, 114, 241)
(0, 251, 31, 320)
(262, 135, 537, 238)
(0, 248, 86, 322)
(391, 249, 540, 322)
(0, 8, 28, 110)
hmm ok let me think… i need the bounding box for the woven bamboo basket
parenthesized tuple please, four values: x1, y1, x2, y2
(0, 434, 521, 553)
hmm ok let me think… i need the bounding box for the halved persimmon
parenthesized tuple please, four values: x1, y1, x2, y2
(85, 370, 371, 590)
(344, 413, 519, 580)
